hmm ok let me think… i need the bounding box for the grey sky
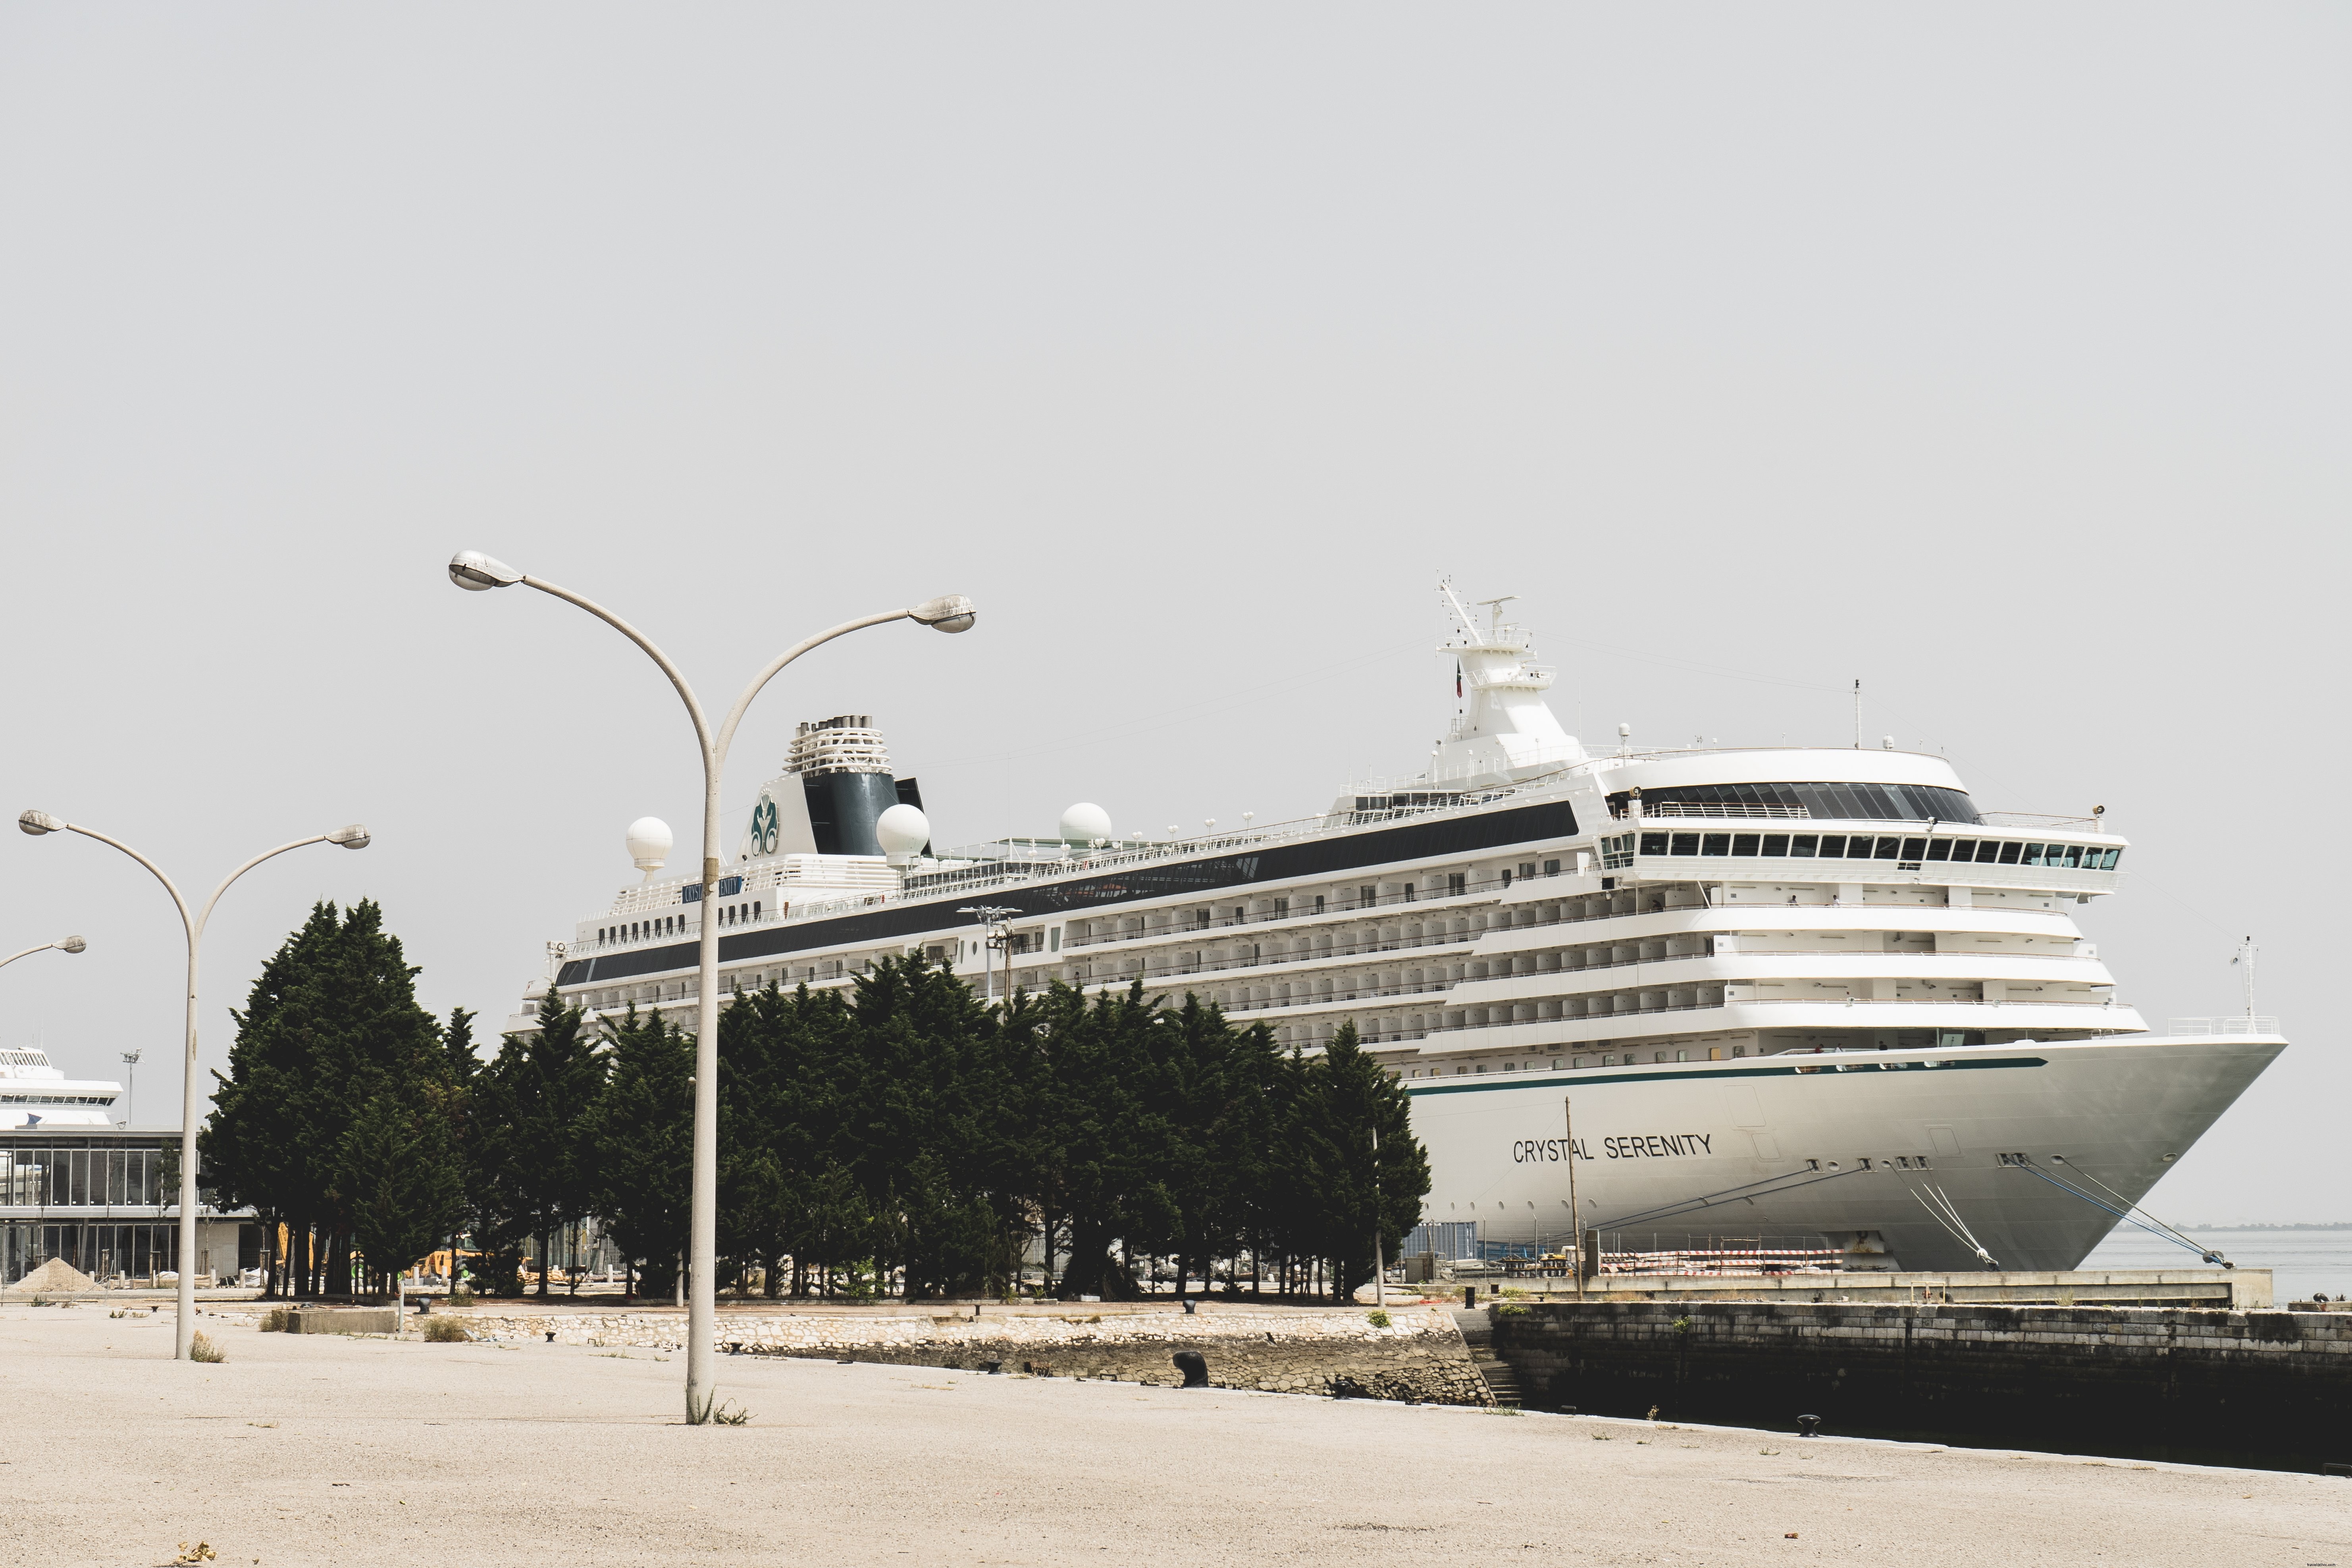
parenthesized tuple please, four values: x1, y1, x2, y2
(2, 6, 2342, 1221)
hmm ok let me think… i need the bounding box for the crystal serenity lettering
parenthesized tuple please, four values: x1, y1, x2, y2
(1510, 1133, 1714, 1163)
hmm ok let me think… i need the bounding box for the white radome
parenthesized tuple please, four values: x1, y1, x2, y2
(1059, 802, 1114, 845)
(626, 817, 674, 873)
(876, 803, 931, 858)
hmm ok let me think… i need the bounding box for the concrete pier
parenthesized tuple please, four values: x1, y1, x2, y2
(1490, 1296, 2352, 1468)
(8, 1299, 2348, 1567)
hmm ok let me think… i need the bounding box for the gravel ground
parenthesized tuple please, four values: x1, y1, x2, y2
(3, 1302, 2346, 1568)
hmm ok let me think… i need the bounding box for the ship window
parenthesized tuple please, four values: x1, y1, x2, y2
(1601, 1054, 1615, 1066)
(2058, 844, 2082, 868)
(2099, 848, 2122, 869)
(1732, 1045, 1747, 1057)
(1790, 834, 1818, 857)
(1708, 1047, 1723, 1061)
(1447, 873, 1466, 896)
(1760, 834, 1788, 856)
(1900, 838, 1927, 860)
(1544, 859, 1560, 875)
(1520, 863, 1536, 879)
(1573, 1056, 1589, 1068)
(1701, 833, 1731, 856)
(1815, 835, 1846, 857)
(1641, 832, 1668, 855)
(1873, 836, 1901, 860)
(2021, 843, 2045, 865)
(1732, 833, 1760, 856)
(1932, 840, 1961, 861)
(1670, 833, 1700, 855)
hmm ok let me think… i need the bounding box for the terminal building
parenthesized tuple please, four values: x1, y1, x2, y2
(0, 1048, 254, 1288)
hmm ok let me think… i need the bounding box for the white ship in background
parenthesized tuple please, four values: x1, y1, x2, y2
(508, 584, 2285, 1273)
(0, 1048, 122, 1129)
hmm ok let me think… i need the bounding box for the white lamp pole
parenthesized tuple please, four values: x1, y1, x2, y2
(447, 549, 973, 1424)
(15, 811, 370, 1358)
(0, 934, 88, 973)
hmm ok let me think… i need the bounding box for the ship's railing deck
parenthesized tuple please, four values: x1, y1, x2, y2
(2165, 1016, 2281, 1035)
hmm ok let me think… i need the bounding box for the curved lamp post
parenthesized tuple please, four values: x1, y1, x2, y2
(17, 810, 370, 1356)
(447, 549, 973, 1424)
(0, 933, 88, 972)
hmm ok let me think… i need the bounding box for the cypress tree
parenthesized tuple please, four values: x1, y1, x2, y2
(474, 989, 607, 1296)
(586, 1004, 693, 1301)
(202, 900, 449, 1299)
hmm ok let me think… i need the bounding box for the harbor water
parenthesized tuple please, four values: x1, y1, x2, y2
(2080, 1226, 2352, 1302)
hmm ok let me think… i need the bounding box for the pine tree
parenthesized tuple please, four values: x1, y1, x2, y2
(1312, 1022, 1431, 1302)
(586, 1004, 693, 1301)
(341, 1091, 464, 1287)
(201, 900, 448, 1298)
(474, 989, 608, 1296)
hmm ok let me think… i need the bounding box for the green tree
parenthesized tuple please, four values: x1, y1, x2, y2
(202, 900, 449, 1298)
(1309, 1022, 1431, 1302)
(474, 989, 608, 1296)
(587, 1004, 693, 1301)
(341, 1091, 465, 1287)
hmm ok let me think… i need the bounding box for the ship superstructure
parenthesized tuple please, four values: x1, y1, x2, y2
(0, 1048, 123, 1129)
(509, 585, 2285, 1273)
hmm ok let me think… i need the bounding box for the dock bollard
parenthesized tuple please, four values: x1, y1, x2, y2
(1173, 1351, 1210, 1389)
(1796, 1414, 1823, 1439)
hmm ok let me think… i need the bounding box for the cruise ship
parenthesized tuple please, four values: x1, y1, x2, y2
(509, 586, 2285, 1273)
(0, 1048, 123, 1129)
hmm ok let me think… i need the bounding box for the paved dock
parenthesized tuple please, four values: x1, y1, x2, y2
(4, 1302, 2346, 1567)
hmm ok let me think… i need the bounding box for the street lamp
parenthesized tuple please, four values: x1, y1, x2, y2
(447, 548, 973, 1424)
(0, 933, 87, 973)
(16, 809, 369, 1358)
(122, 1050, 142, 1127)
(957, 906, 1020, 1007)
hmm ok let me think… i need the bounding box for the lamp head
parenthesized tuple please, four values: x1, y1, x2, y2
(448, 550, 524, 591)
(328, 824, 372, 849)
(910, 594, 977, 633)
(17, 809, 62, 836)
(57, 936, 85, 954)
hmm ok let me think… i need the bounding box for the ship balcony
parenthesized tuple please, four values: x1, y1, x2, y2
(1450, 952, 2116, 1007)
(1406, 995, 2148, 1054)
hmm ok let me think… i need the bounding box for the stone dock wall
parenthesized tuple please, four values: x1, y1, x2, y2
(1491, 1300, 2352, 1462)
(212, 1302, 1493, 1406)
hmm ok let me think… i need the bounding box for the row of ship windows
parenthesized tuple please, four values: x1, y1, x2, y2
(1408, 1030, 1995, 1077)
(1602, 832, 2122, 871)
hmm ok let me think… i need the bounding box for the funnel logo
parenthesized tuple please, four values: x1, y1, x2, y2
(751, 796, 780, 855)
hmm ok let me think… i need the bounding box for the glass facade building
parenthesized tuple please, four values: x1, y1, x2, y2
(0, 1130, 254, 1287)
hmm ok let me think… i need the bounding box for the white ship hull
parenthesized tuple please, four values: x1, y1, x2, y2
(1409, 1032, 2285, 1272)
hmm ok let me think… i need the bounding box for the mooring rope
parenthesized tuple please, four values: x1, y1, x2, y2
(1911, 1184, 1998, 1267)
(2005, 1159, 2232, 1266)
(2046, 1156, 2232, 1267)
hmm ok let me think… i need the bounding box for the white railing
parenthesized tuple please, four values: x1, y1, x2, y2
(2165, 1016, 2282, 1036)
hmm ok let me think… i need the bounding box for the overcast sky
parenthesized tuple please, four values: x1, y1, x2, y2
(2, 5, 2342, 1223)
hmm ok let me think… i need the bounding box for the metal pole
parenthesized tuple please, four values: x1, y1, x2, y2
(1565, 1094, 1583, 1303)
(16, 814, 356, 1357)
(1371, 1123, 1384, 1308)
(491, 574, 936, 1424)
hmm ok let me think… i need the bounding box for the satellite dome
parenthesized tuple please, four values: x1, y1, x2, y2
(626, 817, 674, 875)
(875, 803, 930, 860)
(1059, 802, 1114, 846)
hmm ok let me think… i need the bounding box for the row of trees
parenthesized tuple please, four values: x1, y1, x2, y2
(201, 902, 1431, 1303)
